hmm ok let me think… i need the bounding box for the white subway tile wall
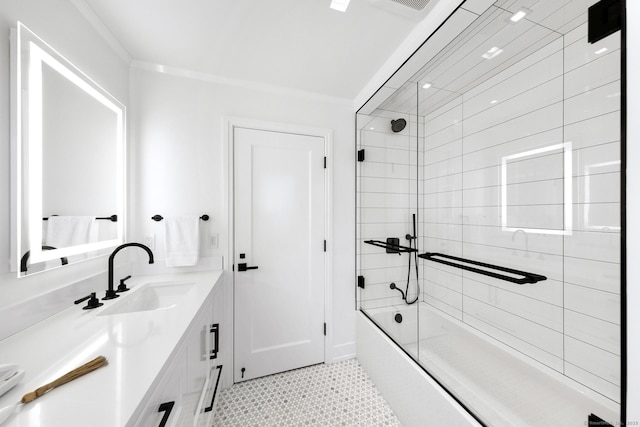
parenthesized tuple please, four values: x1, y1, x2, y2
(420, 21, 621, 404)
(358, 112, 423, 313)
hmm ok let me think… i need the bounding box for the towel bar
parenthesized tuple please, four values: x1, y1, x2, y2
(43, 214, 118, 222)
(151, 214, 209, 222)
(418, 252, 546, 285)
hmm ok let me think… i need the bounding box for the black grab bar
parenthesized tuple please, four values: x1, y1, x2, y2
(418, 252, 546, 285)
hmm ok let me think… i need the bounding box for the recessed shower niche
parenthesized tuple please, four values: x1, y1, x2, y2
(356, 1, 623, 426)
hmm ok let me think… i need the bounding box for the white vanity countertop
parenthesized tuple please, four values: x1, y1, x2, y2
(0, 270, 223, 427)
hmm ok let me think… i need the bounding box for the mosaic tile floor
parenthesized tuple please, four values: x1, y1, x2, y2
(212, 358, 402, 426)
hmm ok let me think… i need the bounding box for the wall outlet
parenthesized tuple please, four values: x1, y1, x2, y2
(144, 234, 155, 250)
(209, 234, 218, 249)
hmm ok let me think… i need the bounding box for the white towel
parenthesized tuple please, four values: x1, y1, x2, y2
(45, 216, 97, 249)
(164, 216, 200, 267)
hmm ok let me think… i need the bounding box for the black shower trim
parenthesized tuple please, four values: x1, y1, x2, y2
(618, 1, 627, 425)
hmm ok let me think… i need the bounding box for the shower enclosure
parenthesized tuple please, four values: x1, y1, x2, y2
(356, 1, 624, 425)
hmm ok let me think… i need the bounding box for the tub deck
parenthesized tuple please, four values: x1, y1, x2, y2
(364, 303, 619, 426)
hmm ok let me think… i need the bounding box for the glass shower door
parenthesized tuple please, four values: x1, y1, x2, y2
(414, 2, 622, 425)
(357, 0, 623, 425)
(357, 82, 420, 358)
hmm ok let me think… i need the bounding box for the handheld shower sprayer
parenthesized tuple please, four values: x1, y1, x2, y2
(389, 214, 420, 305)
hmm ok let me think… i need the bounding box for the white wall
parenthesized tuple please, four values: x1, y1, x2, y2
(0, 0, 130, 334)
(130, 67, 356, 360)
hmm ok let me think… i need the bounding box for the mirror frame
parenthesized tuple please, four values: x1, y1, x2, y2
(12, 22, 126, 272)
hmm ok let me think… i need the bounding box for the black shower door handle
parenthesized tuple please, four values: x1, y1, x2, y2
(237, 263, 259, 272)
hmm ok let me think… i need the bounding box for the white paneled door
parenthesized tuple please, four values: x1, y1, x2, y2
(233, 127, 325, 382)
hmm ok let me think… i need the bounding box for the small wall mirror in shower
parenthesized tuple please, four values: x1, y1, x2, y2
(12, 22, 125, 276)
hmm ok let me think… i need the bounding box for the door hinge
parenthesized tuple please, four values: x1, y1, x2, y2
(358, 275, 365, 289)
(357, 149, 365, 162)
(324, 156, 327, 169)
(324, 323, 327, 336)
(323, 240, 327, 252)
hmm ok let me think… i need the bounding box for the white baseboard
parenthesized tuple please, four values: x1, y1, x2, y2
(327, 341, 356, 364)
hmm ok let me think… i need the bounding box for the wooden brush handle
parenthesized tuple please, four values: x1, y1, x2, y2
(21, 355, 108, 404)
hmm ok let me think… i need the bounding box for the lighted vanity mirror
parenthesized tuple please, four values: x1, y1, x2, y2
(12, 22, 125, 276)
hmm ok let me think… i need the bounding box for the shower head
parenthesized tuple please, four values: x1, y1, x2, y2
(391, 118, 406, 133)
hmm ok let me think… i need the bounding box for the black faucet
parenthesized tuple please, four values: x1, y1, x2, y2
(104, 243, 154, 300)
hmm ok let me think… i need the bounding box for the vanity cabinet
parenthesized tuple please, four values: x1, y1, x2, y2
(181, 281, 225, 427)
(0, 271, 226, 427)
(132, 278, 227, 427)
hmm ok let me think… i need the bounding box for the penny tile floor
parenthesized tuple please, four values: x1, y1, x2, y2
(213, 358, 402, 426)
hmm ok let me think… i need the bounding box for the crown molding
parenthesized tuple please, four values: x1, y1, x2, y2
(69, 0, 132, 64)
(131, 60, 353, 107)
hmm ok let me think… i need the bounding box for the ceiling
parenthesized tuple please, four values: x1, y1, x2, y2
(81, 0, 439, 100)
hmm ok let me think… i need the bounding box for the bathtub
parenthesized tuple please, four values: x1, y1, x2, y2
(357, 303, 619, 427)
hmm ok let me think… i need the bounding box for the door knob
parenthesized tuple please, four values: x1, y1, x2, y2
(237, 263, 258, 272)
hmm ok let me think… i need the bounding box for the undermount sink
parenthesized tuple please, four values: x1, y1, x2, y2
(97, 281, 195, 316)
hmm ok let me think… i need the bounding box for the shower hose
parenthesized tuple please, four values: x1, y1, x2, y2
(390, 214, 420, 305)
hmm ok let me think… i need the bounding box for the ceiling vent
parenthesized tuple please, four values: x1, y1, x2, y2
(369, 0, 433, 20)
(387, 0, 430, 11)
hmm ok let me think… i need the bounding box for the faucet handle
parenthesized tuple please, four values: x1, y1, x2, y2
(116, 275, 132, 293)
(74, 292, 104, 310)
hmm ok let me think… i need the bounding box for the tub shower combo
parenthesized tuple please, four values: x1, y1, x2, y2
(356, 0, 623, 426)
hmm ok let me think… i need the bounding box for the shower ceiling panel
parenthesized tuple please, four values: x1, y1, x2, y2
(368, 0, 592, 118)
(376, 82, 461, 117)
(495, 0, 595, 34)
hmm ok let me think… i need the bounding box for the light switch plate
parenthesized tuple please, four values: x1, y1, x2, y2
(209, 234, 219, 249)
(144, 234, 155, 250)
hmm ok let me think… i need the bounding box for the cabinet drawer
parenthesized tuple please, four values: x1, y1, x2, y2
(134, 349, 186, 427)
(195, 365, 223, 427)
